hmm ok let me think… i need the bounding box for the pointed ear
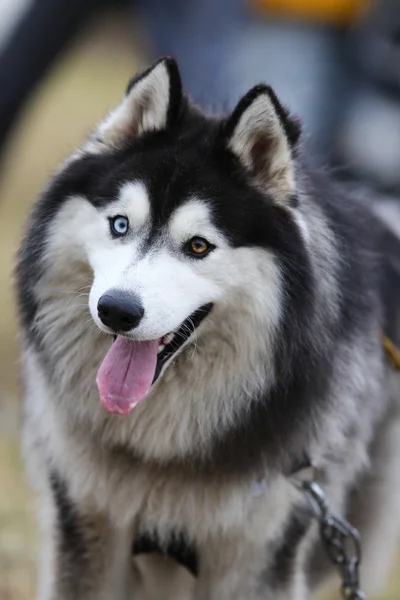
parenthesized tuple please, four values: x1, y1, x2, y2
(97, 57, 182, 146)
(224, 85, 301, 203)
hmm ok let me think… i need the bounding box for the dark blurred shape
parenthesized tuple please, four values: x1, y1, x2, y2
(335, 0, 400, 193)
(353, 0, 400, 97)
(137, 0, 242, 110)
(0, 0, 109, 151)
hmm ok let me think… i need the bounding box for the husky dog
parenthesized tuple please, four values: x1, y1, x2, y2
(16, 58, 400, 600)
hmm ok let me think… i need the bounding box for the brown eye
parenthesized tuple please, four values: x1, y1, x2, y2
(191, 238, 208, 254)
(185, 237, 214, 258)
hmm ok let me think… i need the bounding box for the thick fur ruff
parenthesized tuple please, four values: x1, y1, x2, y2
(17, 58, 400, 599)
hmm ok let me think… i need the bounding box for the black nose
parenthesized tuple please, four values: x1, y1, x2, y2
(97, 290, 144, 332)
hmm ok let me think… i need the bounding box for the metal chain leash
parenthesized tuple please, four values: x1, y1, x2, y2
(291, 467, 366, 600)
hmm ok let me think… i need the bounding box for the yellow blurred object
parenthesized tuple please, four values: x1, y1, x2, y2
(383, 334, 400, 372)
(251, 0, 369, 25)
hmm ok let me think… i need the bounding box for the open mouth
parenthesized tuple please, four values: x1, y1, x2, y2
(96, 304, 212, 416)
(153, 303, 212, 383)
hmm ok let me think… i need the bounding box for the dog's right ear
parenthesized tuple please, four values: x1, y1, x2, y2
(95, 57, 182, 147)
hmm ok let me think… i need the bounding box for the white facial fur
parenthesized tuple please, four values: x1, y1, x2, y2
(88, 190, 240, 341)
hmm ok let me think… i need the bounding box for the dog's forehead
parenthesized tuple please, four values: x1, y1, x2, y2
(113, 181, 151, 228)
(74, 129, 274, 247)
(111, 178, 215, 238)
(97, 142, 221, 229)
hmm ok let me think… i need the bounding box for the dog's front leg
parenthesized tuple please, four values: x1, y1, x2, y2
(36, 477, 135, 600)
(195, 532, 310, 600)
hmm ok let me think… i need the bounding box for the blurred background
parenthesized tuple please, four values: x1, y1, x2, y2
(0, 0, 399, 598)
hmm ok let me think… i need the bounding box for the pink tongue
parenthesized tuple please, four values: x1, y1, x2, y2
(96, 337, 159, 416)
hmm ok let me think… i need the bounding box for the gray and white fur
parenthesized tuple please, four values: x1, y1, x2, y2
(16, 57, 400, 599)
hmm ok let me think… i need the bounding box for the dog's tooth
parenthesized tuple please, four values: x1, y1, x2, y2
(158, 344, 165, 354)
(163, 333, 175, 346)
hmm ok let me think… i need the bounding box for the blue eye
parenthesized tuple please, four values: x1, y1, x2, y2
(110, 216, 129, 237)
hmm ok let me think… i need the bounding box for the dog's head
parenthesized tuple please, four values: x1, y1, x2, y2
(20, 58, 310, 422)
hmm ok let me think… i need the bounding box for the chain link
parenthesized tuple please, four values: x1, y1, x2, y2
(291, 467, 366, 600)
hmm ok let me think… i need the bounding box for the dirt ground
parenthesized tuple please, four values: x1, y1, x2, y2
(0, 10, 398, 600)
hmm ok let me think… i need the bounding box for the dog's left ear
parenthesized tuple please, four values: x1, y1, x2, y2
(97, 57, 182, 146)
(224, 85, 301, 203)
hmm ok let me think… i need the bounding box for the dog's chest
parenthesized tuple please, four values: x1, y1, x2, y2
(64, 434, 299, 549)
(28, 372, 299, 548)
